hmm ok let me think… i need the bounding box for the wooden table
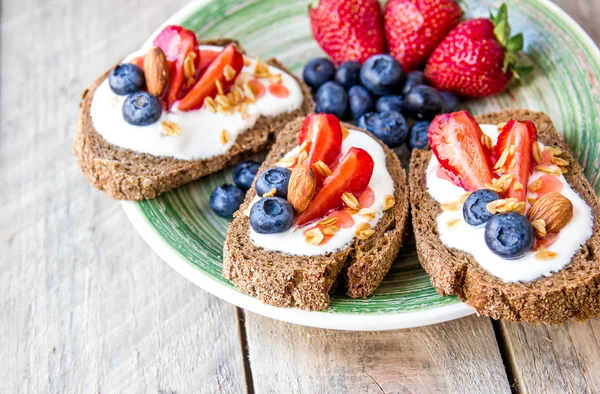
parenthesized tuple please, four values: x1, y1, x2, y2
(2, 0, 599, 392)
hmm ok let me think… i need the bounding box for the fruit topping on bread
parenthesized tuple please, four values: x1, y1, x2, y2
(428, 111, 494, 191)
(97, 25, 305, 135)
(248, 114, 380, 241)
(427, 110, 584, 261)
(177, 43, 244, 111)
(121, 27, 246, 118)
(239, 112, 400, 263)
(493, 119, 538, 201)
(295, 147, 374, 227)
(153, 25, 201, 108)
(298, 113, 343, 185)
(421, 110, 593, 271)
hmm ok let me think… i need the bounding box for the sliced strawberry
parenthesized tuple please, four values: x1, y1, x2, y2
(494, 119, 538, 201)
(532, 232, 559, 251)
(298, 114, 343, 184)
(435, 165, 454, 183)
(268, 83, 290, 98)
(153, 25, 200, 109)
(358, 187, 375, 208)
(177, 43, 244, 111)
(296, 148, 374, 227)
(428, 111, 494, 191)
(535, 174, 563, 197)
(326, 209, 355, 228)
(248, 79, 266, 100)
(197, 49, 219, 75)
(539, 150, 554, 165)
(131, 55, 145, 70)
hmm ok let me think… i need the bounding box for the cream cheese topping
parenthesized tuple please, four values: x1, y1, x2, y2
(426, 124, 593, 282)
(249, 129, 395, 256)
(90, 45, 303, 161)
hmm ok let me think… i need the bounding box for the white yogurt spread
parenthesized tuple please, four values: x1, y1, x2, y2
(90, 45, 304, 161)
(249, 129, 395, 256)
(426, 124, 593, 282)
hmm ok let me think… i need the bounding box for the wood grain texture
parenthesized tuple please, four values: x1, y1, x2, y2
(244, 313, 511, 393)
(499, 319, 600, 393)
(0, 0, 246, 392)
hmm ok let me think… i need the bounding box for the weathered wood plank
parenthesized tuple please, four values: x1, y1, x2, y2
(244, 313, 511, 393)
(499, 319, 600, 393)
(0, 0, 247, 392)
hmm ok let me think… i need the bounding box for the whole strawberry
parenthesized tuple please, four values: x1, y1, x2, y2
(384, 0, 462, 72)
(424, 4, 532, 97)
(309, 0, 386, 65)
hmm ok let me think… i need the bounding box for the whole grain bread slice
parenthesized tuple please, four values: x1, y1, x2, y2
(223, 117, 409, 311)
(74, 38, 314, 200)
(410, 109, 600, 324)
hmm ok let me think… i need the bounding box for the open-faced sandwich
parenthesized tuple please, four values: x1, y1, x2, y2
(224, 114, 409, 311)
(74, 25, 313, 200)
(410, 109, 600, 324)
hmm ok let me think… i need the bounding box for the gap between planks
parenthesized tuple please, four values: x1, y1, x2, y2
(236, 307, 256, 394)
(492, 320, 520, 394)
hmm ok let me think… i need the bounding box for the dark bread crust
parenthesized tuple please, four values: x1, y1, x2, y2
(73, 39, 314, 200)
(409, 109, 600, 324)
(223, 117, 409, 311)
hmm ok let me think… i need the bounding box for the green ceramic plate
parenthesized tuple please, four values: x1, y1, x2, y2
(122, 0, 600, 330)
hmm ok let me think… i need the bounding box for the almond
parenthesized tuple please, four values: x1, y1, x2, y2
(144, 47, 169, 97)
(287, 165, 316, 213)
(527, 192, 573, 233)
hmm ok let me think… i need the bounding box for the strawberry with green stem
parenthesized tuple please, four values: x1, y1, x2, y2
(425, 4, 533, 97)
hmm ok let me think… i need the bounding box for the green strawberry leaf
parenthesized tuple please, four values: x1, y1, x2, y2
(507, 33, 524, 52)
(512, 64, 534, 81)
(492, 4, 511, 46)
(503, 52, 517, 73)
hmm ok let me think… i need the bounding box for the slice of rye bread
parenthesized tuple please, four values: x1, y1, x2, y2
(410, 109, 600, 324)
(223, 117, 409, 311)
(74, 38, 314, 200)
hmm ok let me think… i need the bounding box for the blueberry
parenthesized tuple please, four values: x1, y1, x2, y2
(122, 91, 162, 126)
(250, 197, 294, 234)
(232, 161, 260, 191)
(408, 121, 430, 150)
(403, 85, 444, 120)
(335, 61, 362, 89)
(255, 167, 292, 199)
(109, 63, 145, 95)
(358, 111, 408, 148)
(360, 54, 405, 96)
(315, 81, 348, 119)
(485, 212, 535, 259)
(348, 85, 374, 120)
(302, 58, 336, 90)
(463, 189, 502, 226)
(375, 95, 403, 113)
(210, 184, 245, 218)
(440, 91, 461, 113)
(402, 70, 427, 96)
